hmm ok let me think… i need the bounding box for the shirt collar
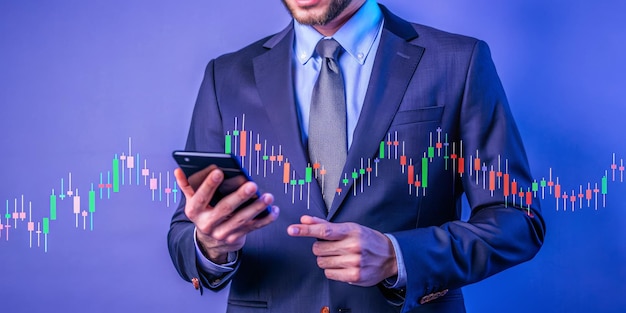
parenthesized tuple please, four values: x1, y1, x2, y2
(293, 0, 383, 65)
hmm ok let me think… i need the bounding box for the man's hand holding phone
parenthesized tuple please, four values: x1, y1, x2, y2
(173, 153, 279, 264)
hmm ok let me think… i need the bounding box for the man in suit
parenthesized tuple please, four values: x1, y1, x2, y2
(168, 0, 546, 312)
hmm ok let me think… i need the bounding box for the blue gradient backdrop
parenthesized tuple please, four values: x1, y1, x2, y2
(1, 1, 625, 312)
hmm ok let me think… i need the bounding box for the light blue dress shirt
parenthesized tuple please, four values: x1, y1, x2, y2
(196, 0, 407, 290)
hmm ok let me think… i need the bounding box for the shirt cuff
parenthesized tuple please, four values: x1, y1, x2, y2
(383, 233, 407, 289)
(194, 227, 238, 275)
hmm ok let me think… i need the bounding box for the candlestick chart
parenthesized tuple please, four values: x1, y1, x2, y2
(226, 115, 620, 215)
(1, 115, 622, 253)
(0, 138, 179, 252)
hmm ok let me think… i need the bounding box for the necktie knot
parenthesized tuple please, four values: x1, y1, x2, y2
(316, 39, 342, 71)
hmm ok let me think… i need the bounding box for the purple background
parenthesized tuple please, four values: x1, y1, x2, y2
(1, 1, 625, 312)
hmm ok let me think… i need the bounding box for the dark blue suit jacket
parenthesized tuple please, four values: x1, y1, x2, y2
(168, 5, 545, 313)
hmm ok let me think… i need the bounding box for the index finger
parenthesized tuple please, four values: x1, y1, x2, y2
(287, 216, 349, 241)
(191, 166, 224, 207)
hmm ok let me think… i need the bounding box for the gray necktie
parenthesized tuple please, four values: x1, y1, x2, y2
(308, 38, 347, 210)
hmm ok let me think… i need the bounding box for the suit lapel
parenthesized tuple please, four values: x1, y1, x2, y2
(328, 7, 425, 219)
(253, 25, 327, 216)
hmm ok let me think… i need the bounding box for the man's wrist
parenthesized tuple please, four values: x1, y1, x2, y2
(383, 234, 399, 278)
(194, 228, 229, 264)
(384, 233, 407, 289)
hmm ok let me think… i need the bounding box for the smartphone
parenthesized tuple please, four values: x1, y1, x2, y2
(172, 151, 270, 218)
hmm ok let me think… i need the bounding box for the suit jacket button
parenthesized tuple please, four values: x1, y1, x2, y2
(191, 277, 200, 290)
(321, 306, 330, 313)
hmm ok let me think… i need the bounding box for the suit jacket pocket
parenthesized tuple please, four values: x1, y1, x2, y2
(228, 299, 268, 309)
(390, 106, 444, 126)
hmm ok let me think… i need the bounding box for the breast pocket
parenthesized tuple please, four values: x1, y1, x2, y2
(385, 106, 445, 160)
(227, 299, 269, 311)
(390, 106, 444, 126)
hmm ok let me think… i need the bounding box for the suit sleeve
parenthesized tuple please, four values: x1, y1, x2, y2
(167, 59, 237, 293)
(390, 40, 546, 312)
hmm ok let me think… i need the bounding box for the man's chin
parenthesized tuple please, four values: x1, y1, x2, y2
(282, 0, 353, 27)
(286, 7, 328, 26)
(292, 13, 326, 26)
